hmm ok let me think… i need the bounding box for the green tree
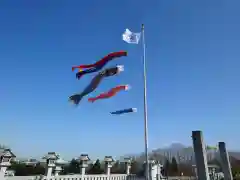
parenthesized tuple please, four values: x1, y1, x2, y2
(111, 161, 125, 174)
(162, 159, 170, 177)
(87, 159, 103, 174)
(171, 157, 178, 175)
(130, 160, 141, 175)
(10, 163, 28, 176)
(136, 162, 146, 177)
(86, 162, 94, 173)
(178, 163, 194, 176)
(230, 157, 240, 178)
(63, 159, 80, 174)
(111, 161, 122, 174)
(31, 163, 45, 175)
(10, 162, 45, 176)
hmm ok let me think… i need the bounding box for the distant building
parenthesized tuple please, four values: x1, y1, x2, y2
(22, 159, 40, 166)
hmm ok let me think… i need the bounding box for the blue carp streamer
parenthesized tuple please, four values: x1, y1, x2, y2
(110, 108, 137, 115)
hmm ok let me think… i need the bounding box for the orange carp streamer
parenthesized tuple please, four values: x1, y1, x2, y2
(88, 85, 130, 103)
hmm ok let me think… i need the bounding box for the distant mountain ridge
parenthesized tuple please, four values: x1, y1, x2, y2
(128, 143, 240, 164)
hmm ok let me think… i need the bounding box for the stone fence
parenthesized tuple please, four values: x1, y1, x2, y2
(0, 130, 233, 180)
(6, 174, 133, 180)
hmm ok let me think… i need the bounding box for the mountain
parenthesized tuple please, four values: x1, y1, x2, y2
(167, 143, 187, 150)
(129, 143, 240, 164)
(229, 151, 240, 160)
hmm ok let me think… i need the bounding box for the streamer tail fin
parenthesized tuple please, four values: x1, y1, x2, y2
(69, 94, 83, 105)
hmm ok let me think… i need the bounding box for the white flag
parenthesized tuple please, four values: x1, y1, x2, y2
(122, 29, 141, 44)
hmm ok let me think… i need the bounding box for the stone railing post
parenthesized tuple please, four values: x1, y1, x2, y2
(149, 160, 156, 180)
(43, 152, 58, 177)
(0, 149, 15, 179)
(78, 154, 90, 175)
(55, 155, 67, 176)
(156, 161, 163, 180)
(54, 166, 61, 176)
(104, 156, 114, 175)
(124, 158, 132, 175)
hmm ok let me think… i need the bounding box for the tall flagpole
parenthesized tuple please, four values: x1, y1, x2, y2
(141, 24, 149, 180)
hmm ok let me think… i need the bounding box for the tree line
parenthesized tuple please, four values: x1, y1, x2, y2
(8, 157, 240, 178)
(8, 157, 200, 176)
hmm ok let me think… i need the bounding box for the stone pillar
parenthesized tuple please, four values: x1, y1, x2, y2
(78, 154, 90, 175)
(45, 159, 55, 177)
(218, 142, 233, 180)
(0, 149, 15, 180)
(192, 131, 210, 180)
(55, 156, 67, 176)
(54, 166, 62, 176)
(43, 152, 58, 177)
(104, 156, 114, 175)
(80, 166, 86, 175)
(150, 160, 157, 180)
(105, 162, 112, 175)
(0, 165, 7, 180)
(126, 163, 131, 175)
(156, 163, 163, 180)
(124, 158, 132, 175)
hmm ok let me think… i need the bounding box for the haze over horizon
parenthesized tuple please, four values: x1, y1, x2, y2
(0, 0, 239, 160)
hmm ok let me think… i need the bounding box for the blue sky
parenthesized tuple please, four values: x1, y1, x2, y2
(0, 0, 240, 160)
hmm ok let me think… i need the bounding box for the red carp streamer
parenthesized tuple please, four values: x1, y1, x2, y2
(72, 51, 127, 72)
(88, 85, 130, 103)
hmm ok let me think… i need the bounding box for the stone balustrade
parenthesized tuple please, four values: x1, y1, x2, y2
(0, 150, 164, 180)
(5, 174, 135, 180)
(0, 151, 149, 180)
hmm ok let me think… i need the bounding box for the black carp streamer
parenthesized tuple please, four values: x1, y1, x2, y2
(69, 65, 124, 105)
(110, 108, 137, 115)
(75, 66, 100, 80)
